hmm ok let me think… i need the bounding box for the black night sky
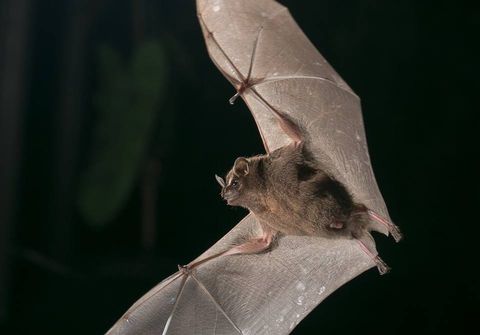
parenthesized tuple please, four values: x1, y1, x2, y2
(0, 0, 477, 334)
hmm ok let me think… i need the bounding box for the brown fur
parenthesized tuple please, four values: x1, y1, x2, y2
(221, 143, 370, 240)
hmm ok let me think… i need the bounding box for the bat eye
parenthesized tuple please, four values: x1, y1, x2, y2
(231, 180, 239, 187)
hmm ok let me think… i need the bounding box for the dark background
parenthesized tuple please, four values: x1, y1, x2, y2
(0, 0, 477, 334)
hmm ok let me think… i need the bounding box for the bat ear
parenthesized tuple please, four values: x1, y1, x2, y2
(215, 174, 226, 188)
(233, 157, 249, 176)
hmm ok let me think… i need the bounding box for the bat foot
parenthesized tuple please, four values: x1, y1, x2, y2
(389, 224, 403, 243)
(368, 210, 403, 242)
(375, 256, 391, 275)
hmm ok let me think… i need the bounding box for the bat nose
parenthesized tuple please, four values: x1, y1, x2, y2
(223, 191, 237, 202)
(222, 189, 235, 201)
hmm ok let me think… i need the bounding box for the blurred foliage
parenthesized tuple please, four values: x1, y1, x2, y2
(78, 40, 168, 226)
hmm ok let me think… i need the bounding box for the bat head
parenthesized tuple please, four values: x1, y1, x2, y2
(218, 157, 261, 209)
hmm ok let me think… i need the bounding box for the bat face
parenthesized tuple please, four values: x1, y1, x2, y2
(222, 171, 243, 205)
(222, 157, 250, 206)
(218, 157, 262, 209)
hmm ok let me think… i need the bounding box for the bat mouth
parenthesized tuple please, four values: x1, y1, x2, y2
(222, 192, 239, 205)
(226, 198, 238, 206)
(224, 196, 238, 205)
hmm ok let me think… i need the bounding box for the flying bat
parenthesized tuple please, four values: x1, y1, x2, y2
(106, 0, 401, 334)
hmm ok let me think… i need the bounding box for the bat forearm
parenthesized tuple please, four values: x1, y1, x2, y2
(223, 228, 275, 256)
(275, 112, 303, 145)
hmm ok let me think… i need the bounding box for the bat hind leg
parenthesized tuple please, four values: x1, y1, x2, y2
(388, 223, 403, 243)
(223, 229, 275, 256)
(373, 255, 391, 275)
(355, 235, 391, 275)
(368, 210, 403, 242)
(184, 229, 275, 270)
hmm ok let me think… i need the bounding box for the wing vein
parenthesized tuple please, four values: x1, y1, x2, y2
(253, 75, 359, 100)
(246, 27, 264, 82)
(162, 273, 189, 335)
(121, 272, 183, 322)
(242, 96, 271, 153)
(198, 13, 244, 85)
(190, 272, 243, 334)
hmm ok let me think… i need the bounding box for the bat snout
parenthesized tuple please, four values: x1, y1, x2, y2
(222, 189, 239, 204)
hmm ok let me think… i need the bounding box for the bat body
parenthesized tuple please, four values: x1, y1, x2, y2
(220, 143, 367, 239)
(106, 1, 402, 334)
(216, 122, 400, 274)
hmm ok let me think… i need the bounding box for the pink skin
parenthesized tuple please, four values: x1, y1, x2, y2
(185, 227, 275, 271)
(223, 226, 275, 256)
(368, 210, 403, 242)
(356, 238, 390, 275)
(329, 222, 344, 229)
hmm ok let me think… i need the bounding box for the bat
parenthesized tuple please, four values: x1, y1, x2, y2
(106, 0, 401, 334)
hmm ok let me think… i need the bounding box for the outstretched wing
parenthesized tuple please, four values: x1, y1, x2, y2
(197, 0, 391, 233)
(106, 215, 376, 335)
(106, 1, 392, 334)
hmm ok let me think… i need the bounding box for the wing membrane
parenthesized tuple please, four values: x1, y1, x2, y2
(107, 215, 376, 334)
(198, 0, 391, 226)
(105, 1, 393, 334)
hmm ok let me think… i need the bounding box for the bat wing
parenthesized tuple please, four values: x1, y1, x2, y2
(106, 215, 376, 335)
(106, 1, 394, 334)
(198, 0, 392, 232)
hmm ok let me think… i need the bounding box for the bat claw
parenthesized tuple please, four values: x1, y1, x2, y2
(368, 210, 403, 242)
(229, 91, 240, 105)
(389, 224, 403, 243)
(375, 256, 391, 275)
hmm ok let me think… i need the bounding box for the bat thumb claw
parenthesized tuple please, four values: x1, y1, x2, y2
(229, 92, 240, 105)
